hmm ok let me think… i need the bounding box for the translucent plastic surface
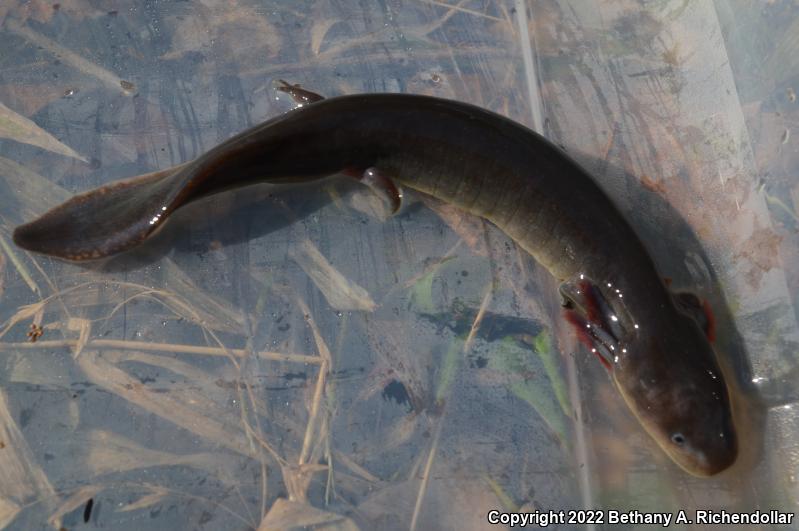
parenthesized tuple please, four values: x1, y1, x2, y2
(0, 1, 797, 530)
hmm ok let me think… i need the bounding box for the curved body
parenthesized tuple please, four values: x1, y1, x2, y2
(13, 93, 737, 475)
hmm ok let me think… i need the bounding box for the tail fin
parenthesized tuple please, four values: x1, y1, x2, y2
(13, 163, 189, 260)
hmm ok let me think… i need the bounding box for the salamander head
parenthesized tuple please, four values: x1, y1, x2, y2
(613, 320, 737, 476)
(561, 277, 737, 476)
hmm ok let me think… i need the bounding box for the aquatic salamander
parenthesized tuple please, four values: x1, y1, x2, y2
(13, 89, 737, 476)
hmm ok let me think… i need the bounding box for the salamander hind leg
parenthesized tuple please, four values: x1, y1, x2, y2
(672, 291, 716, 342)
(340, 166, 404, 218)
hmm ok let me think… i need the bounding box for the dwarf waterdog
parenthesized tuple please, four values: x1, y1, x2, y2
(13, 90, 737, 475)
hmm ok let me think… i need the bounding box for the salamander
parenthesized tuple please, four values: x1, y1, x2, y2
(12, 90, 737, 476)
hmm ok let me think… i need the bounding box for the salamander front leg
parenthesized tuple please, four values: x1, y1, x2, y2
(275, 80, 326, 105)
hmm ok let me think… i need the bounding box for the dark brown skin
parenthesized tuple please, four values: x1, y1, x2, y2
(13, 93, 737, 475)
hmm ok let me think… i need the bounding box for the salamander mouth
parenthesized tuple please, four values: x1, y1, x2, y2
(613, 384, 709, 476)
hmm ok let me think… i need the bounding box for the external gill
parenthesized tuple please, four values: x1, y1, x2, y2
(560, 277, 626, 370)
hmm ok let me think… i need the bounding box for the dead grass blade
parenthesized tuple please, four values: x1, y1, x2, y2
(86, 430, 242, 486)
(47, 485, 102, 529)
(281, 463, 329, 503)
(8, 350, 70, 388)
(5, 19, 134, 95)
(0, 388, 57, 506)
(0, 338, 320, 364)
(310, 18, 341, 55)
(293, 298, 331, 475)
(0, 102, 87, 162)
(0, 498, 21, 530)
(0, 250, 5, 299)
(297, 361, 328, 467)
(409, 415, 446, 531)
(116, 486, 169, 513)
(415, 0, 504, 22)
(463, 281, 493, 353)
(0, 299, 44, 340)
(76, 350, 268, 463)
(331, 450, 380, 483)
(258, 498, 360, 531)
(0, 232, 40, 296)
(67, 317, 91, 357)
(295, 297, 333, 365)
(97, 349, 274, 472)
(0, 278, 245, 339)
(160, 259, 247, 333)
(112, 482, 255, 527)
(164, 1, 282, 64)
(398, 246, 460, 292)
(0, 157, 71, 222)
(290, 240, 376, 311)
(100, 350, 220, 382)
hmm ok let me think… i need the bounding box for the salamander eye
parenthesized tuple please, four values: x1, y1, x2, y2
(671, 433, 686, 446)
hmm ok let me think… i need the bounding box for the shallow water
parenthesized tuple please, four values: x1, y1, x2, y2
(0, 1, 797, 529)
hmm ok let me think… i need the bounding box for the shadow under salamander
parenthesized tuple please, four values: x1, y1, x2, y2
(96, 178, 348, 271)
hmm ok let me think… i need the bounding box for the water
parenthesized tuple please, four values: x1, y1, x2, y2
(0, 1, 797, 529)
